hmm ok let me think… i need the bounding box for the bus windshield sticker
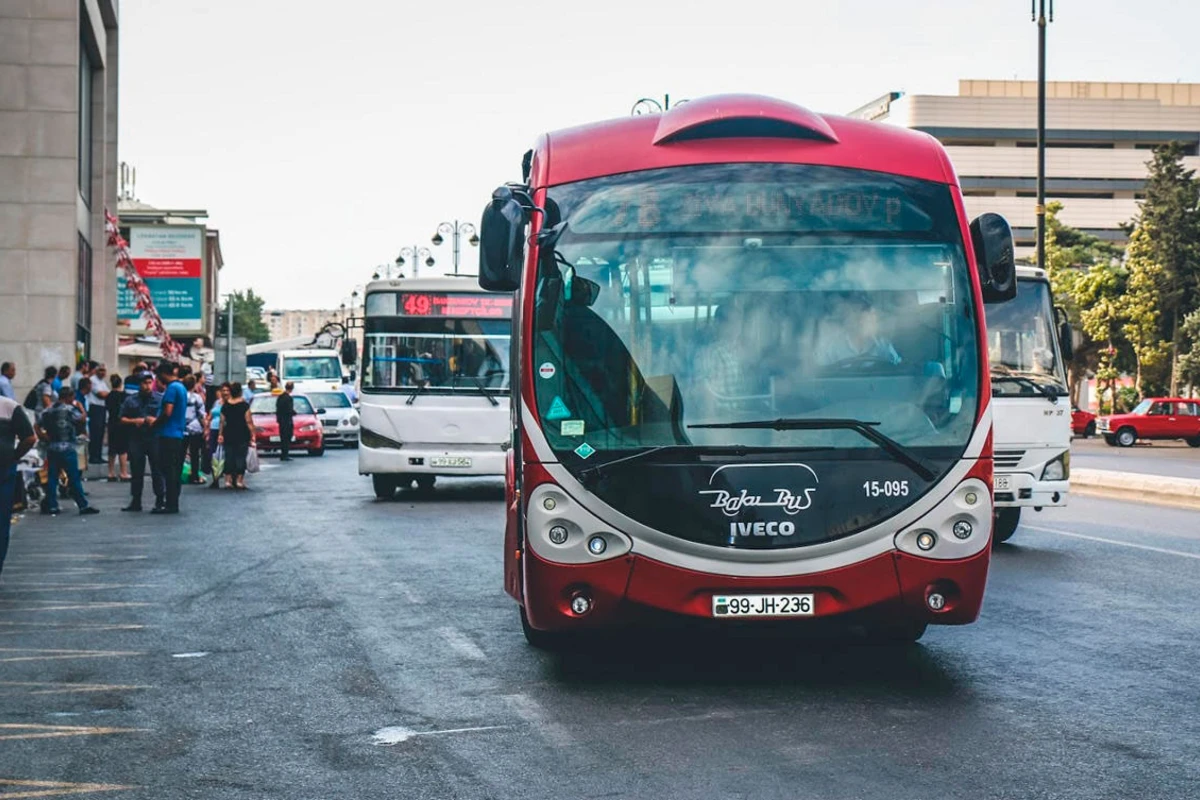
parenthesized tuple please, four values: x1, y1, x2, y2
(546, 396, 572, 421)
(574, 442, 597, 460)
(538, 362, 557, 379)
(560, 420, 585, 437)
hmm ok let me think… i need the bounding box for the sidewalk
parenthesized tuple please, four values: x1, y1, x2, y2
(1071, 467, 1200, 509)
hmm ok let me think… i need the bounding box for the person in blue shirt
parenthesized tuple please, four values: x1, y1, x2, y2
(152, 362, 188, 514)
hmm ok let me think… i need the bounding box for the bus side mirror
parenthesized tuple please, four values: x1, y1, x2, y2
(479, 186, 525, 292)
(340, 339, 357, 366)
(970, 213, 1017, 303)
(1055, 306, 1075, 362)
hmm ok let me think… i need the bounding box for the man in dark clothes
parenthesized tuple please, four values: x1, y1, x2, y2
(276, 382, 295, 461)
(120, 373, 162, 512)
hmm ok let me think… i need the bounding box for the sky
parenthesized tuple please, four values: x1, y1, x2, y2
(117, 0, 1200, 310)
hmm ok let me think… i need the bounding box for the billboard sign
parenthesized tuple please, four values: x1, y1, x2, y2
(117, 225, 206, 334)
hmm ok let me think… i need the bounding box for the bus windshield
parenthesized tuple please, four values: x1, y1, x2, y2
(362, 310, 511, 393)
(282, 356, 342, 381)
(985, 279, 1068, 397)
(534, 163, 981, 462)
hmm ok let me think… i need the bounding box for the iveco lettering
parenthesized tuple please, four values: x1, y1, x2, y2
(476, 94, 1018, 647)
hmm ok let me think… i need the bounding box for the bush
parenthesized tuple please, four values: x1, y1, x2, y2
(1115, 386, 1140, 413)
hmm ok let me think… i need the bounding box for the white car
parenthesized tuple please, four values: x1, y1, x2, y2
(305, 390, 359, 447)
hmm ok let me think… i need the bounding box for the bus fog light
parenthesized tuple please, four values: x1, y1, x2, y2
(548, 525, 568, 545)
(916, 531, 937, 551)
(570, 594, 593, 615)
(542, 497, 557, 511)
(964, 491, 978, 506)
(952, 520, 973, 540)
(587, 535, 607, 555)
(927, 592, 947, 611)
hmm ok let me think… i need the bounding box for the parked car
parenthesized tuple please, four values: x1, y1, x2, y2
(305, 391, 359, 447)
(246, 366, 268, 385)
(1097, 398, 1200, 447)
(249, 393, 325, 456)
(1071, 407, 1097, 438)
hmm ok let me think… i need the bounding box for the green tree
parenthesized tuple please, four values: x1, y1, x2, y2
(1178, 308, 1200, 392)
(1118, 225, 1172, 397)
(1135, 143, 1200, 394)
(220, 289, 271, 345)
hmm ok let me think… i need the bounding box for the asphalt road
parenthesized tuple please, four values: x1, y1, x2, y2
(1072, 435, 1200, 479)
(2, 449, 1199, 799)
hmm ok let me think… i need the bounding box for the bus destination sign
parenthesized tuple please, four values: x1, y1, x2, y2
(398, 292, 513, 319)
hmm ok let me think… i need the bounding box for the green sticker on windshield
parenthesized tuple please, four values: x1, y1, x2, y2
(546, 396, 571, 421)
(574, 442, 596, 459)
(560, 420, 585, 437)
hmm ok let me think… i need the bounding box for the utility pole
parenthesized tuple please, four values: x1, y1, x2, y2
(1034, 0, 1054, 271)
(225, 295, 234, 383)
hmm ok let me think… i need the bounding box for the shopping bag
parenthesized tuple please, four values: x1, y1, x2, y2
(246, 446, 261, 474)
(181, 461, 192, 482)
(212, 445, 225, 479)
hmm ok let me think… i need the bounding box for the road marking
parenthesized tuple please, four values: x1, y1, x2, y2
(436, 627, 486, 661)
(0, 649, 144, 664)
(0, 682, 150, 696)
(0, 625, 146, 637)
(371, 724, 508, 746)
(0, 724, 145, 742)
(1023, 524, 1200, 561)
(0, 778, 136, 797)
(0, 602, 154, 613)
(504, 693, 574, 746)
(10, 555, 148, 561)
(171, 652, 209, 659)
(0, 585, 156, 593)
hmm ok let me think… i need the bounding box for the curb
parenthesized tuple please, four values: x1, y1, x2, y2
(1071, 468, 1200, 510)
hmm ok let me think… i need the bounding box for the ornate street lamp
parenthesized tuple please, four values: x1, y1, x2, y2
(396, 246, 435, 278)
(631, 94, 686, 116)
(431, 220, 479, 275)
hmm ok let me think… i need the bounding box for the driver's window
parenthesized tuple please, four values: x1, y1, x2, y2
(1148, 402, 1167, 416)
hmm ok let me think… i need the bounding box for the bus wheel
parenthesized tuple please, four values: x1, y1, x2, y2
(372, 474, 397, 500)
(1116, 427, 1137, 447)
(415, 476, 436, 492)
(993, 508, 1020, 545)
(867, 620, 927, 644)
(520, 607, 569, 651)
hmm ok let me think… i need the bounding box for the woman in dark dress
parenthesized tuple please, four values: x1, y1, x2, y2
(218, 381, 255, 489)
(105, 374, 130, 481)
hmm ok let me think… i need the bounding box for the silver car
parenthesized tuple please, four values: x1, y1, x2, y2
(306, 390, 360, 447)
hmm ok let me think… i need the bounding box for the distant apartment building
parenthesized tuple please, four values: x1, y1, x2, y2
(0, 0, 119, 396)
(851, 80, 1200, 258)
(264, 308, 341, 341)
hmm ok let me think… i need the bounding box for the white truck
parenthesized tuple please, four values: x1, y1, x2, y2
(984, 265, 1074, 543)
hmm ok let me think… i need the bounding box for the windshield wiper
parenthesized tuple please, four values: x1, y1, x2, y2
(577, 444, 828, 488)
(452, 374, 500, 407)
(686, 418, 936, 482)
(404, 383, 428, 406)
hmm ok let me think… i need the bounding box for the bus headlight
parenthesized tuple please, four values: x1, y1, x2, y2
(952, 520, 973, 540)
(916, 531, 937, 551)
(587, 535, 607, 555)
(548, 525, 568, 545)
(1041, 451, 1070, 481)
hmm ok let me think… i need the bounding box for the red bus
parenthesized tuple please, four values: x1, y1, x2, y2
(477, 94, 1016, 647)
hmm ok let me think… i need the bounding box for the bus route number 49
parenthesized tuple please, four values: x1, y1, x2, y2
(863, 480, 910, 498)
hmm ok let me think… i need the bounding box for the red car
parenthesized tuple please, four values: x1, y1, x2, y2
(250, 394, 325, 456)
(1097, 398, 1200, 447)
(1071, 407, 1097, 437)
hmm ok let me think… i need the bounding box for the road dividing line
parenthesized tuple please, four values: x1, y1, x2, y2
(0, 778, 136, 797)
(436, 627, 486, 661)
(0, 584, 157, 593)
(504, 693, 574, 746)
(1023, 524, 1200, 561)
(0, 649, 144, 664)
(0, 682, 150, 696)
(0, 602, 154, 613)
(0, 724, 146, 742)
(0, 625, 146, 636)
(371, 724, 508, 746)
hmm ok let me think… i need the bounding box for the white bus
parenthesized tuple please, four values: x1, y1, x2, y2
(984, 265, 1073, 543)
(357, 276, 512, 498)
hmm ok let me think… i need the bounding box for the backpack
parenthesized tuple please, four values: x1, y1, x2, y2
(23, 383, 43, 411)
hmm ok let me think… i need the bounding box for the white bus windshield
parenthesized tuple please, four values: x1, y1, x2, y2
(282, 356, 342, 381)
(985, 279, 1068, 397)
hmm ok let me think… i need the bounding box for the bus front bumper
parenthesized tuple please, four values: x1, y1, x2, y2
(358, 442, 507, 477)
(993, 472, 1069, 509)
(521, 546, 990, 634)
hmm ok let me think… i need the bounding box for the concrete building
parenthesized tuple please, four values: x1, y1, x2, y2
(0, 0, 119, 396)
(851, 80, 1200, 258)
(264, 308, 342, 341)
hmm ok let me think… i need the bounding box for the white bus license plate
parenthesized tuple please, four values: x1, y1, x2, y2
(430, 456, 472, 468)
(713, 594, 815, 618)
(994, 475, 1011, 491)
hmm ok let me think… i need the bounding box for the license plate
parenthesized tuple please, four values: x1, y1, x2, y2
(994, 475, 1011, 491)
(712, 593, 814, 618)
(269, 436, 280, 443)
(430, 456, 472, 468)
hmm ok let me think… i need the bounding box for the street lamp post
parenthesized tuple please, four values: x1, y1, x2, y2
(1034, 0, 1054, 271)
(631, 94, 686, 116)
(431, 221, 479, 275)
(396, 246, 435, 278)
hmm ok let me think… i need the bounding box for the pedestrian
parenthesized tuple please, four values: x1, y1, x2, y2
(105, 375, 130, 482)
(340, 375, 358, 404)
(28, 366, 57, 420)
(69, 360, 91, 393)
(182, 375, 206, 484)
(36, 388, 98, 516)
(152, 362, 187, 514)
(203, 383, 228, 486)
(87, 364, 110, 464)
(244, 379, 257, 403)
(0, 362, 16, 401)
(1, 396, 37, 581)
(120, 372, 162, 513)
(124, 363, 145, 398)
(218, 382, 255, 490)
(276, 381, 296, 461)
(268, 374, 283, 395)
(52, 365, 70, 394)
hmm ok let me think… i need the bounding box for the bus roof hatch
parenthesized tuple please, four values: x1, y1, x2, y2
(652, 94, 840, 146)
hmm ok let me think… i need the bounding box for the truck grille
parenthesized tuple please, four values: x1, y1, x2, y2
(995, 450, 1025, 469)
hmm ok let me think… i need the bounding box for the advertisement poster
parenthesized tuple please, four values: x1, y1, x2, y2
(117, 226, 206, 334)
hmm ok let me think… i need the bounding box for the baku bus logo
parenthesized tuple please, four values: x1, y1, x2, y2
(698, 463, 819, 521)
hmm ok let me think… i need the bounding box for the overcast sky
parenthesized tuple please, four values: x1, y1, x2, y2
(118, 0, 1200, 310)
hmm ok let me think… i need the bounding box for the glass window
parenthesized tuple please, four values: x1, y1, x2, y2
(1131, 399, 1153, 415)
(76, 234, 91, 357)
(1147, 402, 1168, 416)
(363, 317, 511, 392)
(985, 279, 1068, 397)
(281, 356, 342, 380)
(306, 391, 351, 409)
(77, 26, 93, 205)
(365, 292, 397, 316)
